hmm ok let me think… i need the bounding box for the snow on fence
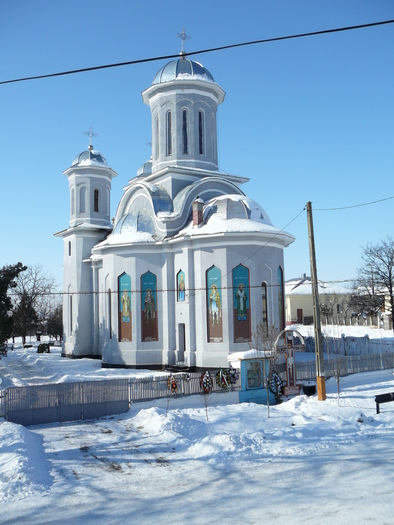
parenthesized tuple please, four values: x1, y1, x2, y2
(0, 372, 241, 426)
(0, 353, 393, 426)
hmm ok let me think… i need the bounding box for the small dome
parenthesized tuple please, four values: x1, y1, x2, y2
(152, 57, 214, 85)
(205, 195, 273, 225)
(72, 147, 109, 167)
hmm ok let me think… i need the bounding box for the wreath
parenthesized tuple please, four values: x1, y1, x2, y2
(269, 371, 283, 396)
(200, 371, 213, 394)
(228, 366, 239, 385)
(167, 375, 179, 393)
(216, 368, 230, 389)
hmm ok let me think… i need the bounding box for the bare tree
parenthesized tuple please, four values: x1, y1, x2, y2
(12, 265, 57, 343)
(249, 321, 280, 354)
(353, 238, 394, 328)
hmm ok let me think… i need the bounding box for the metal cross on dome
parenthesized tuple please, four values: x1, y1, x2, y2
(177, 28, 190, 54)
(84, 126, 98, 149)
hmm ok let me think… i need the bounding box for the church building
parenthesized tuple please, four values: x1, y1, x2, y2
(56, 48, 294, 369)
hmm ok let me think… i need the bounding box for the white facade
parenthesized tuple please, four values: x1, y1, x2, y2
(57, 56, 294, 369)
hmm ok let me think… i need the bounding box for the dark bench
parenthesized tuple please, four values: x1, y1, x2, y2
(375, 392, 394, 414)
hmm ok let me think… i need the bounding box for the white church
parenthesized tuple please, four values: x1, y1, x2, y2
(56, 47, 294, 369)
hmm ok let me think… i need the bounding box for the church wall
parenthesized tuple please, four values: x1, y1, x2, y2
(62, 231, 105, 357)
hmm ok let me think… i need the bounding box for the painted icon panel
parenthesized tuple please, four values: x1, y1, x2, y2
(233, 264, 251, 342)
(118, 273, 132, 342)
(206, 266, 223, 342)
(141, 271, 158, 342)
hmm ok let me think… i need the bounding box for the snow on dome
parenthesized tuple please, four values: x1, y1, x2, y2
(152, 58, 215, 84)
(71, 149, 109, 167)
(177, 194, 287, 238)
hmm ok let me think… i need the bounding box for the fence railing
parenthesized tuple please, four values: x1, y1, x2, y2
(0, 372, 241, 426)
(1, 352, 393, 426)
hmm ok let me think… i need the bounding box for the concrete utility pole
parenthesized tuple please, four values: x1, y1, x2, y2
(306, 201, 326, 401)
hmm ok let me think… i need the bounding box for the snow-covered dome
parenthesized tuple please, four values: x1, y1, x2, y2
(152, 57, 215, 84)
(204, 195, 273, 225)
(71, 146, 109, 167)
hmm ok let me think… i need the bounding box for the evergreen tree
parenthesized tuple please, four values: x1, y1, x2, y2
(0, 263, 27, 345)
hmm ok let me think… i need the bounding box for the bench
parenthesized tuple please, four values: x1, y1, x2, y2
(375, 392, 394, 414)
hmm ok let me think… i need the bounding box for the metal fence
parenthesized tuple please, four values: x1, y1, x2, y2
(1, 353, 393, 426)
(289, 352, 394, 382)
(0, 372, 241, 426)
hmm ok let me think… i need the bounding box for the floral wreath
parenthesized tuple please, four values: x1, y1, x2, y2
(200, 371, 213, 394)
(269, 371, 283, 396)
(227, 366, 239, 385)
(216, 368, 230, 389)
(167, 374, 179, 393)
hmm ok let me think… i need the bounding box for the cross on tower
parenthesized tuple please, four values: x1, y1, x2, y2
(176, 28, 190, 55)
(84, 126, 98, 150)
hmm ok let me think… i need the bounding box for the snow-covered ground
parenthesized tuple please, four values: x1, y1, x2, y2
(1, 329, 394, 524)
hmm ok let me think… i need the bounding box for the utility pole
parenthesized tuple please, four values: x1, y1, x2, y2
(306, 201, 326, 401)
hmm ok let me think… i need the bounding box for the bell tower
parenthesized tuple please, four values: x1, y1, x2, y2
(56, 132, 117, 357)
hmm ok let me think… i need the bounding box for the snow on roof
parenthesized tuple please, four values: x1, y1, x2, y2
(228, 349, 275, 361)
(178, 195, 295, 242)
(96, 231, 156, 247)
(285, 276, 351, 296)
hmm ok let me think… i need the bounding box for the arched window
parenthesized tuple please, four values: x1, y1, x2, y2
(177, 270, 186, 302)
(166, 110, 172, 156)
(198, 110, 204, 155)
(182, 109, 189, 154)
(68, 241, 71, 256)
(79, 187, 86, 213)
(94, 189, 100, 213)
(277, 267, 285, 331)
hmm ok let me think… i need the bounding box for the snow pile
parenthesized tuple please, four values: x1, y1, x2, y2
(1, 337, 394, 523)
(0, 421, 51, 503)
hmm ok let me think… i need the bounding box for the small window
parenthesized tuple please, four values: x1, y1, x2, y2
(94, 189, 99, 212)
(68, 241, 71, 256)
(182, 109, 189, 154)
(166, 111, 172, 156)
(198, 110, 204, 155)
(71, 188, 75, 215)
(80, 187, 86, 213)
(247, 361, 263, 389)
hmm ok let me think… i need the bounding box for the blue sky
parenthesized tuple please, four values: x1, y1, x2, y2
(1, 0, 393, 289)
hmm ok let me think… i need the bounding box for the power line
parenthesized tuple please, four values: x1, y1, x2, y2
(1, 19, 393, 86)
(314, 195, 394, 211)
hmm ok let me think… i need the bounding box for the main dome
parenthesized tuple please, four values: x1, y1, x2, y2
(152, 57, 215, 84)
